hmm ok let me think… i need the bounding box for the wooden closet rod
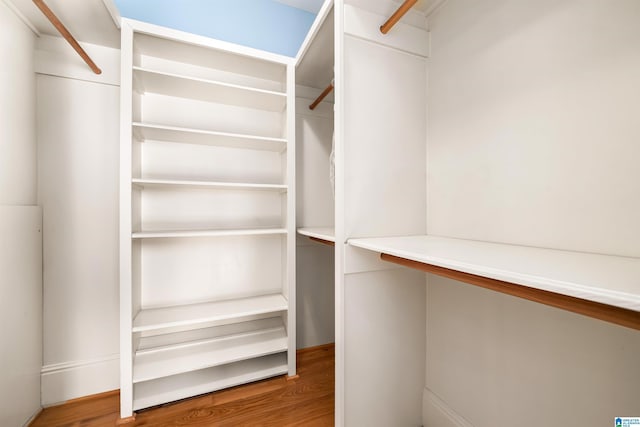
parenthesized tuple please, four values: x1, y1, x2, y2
(380, 0, 418, 34)
(381, 253, 640, 331)
(309, 80, 334, 110)
(33, 0, 102, 75)
(309, 236, 335, 247)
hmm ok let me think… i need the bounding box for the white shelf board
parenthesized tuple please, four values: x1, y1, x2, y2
(133, 352, 287, 411)
(297, 227, 335, 243)
(138, 317, 284, 351)
(349, 235, 640, 312)
(132, 122, 287, 152)
(132, 178, 287, 192)
(133, 67, 286, 112)
(133, 293, 288, 333)
(133, 30, 289, 81)
(133, 321, 287, 383)
(132, 228, 287, 239)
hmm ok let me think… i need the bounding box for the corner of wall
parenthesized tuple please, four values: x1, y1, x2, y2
(423, 387, 474, 427)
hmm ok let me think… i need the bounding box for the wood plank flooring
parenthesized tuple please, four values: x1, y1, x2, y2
(31, 344, 334, 427)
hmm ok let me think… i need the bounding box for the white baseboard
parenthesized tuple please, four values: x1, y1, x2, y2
(423, 387, 474, 427)
(22, 408, 43, 427)
(41, 354, 119, 406)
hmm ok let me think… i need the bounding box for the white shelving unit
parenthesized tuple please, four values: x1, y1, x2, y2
(119, 19, 296, 419)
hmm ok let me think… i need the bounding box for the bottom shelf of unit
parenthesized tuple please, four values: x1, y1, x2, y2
(133, 352, 288, 411)
(133, 317, 288, 383)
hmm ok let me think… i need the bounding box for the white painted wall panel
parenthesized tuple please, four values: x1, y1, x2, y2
(0, 206, 42, 427)
(141, 94, 285, 139)
(296, 243, 335, 348)
(140, 189, 284, 231)
(344, 35, 427, 239)
(140, 235, 284, 308)
(140, 142, 283, 184)
(427, 0, 640, 258)
(344, 269, 425, 427)
(0, 1, 36, 205)
(296, 101, 335, 228)
(426, 275, 640, 427)
(37, 73, 120, 404)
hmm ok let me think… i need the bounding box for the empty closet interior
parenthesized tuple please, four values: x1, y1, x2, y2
(295, 6, 336, 350)
(3, 0, 639, 426)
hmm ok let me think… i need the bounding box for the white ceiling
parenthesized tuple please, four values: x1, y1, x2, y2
(274, 0, 326, 14)
(5, 0, 120, 48)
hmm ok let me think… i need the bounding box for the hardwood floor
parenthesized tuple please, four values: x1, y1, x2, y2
(31, 344, 334, 427)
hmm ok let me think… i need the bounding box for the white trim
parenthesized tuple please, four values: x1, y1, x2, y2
(119, 18, 134, 419)
(23, 408, 43, 427)
(101, 0, 121, 29)
(286, 63, 297, 377)
(333, 1, 345, 425)
(41, 354, 119, 374)
(295, 0, 334, 65)
(41, 355, 119, 406)
(2, 0, 40, 36)
(423, 387, 475, 427)
(122, 18, 295, 66)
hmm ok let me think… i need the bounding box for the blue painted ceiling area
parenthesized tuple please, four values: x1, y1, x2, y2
(114, 0, 317, 57)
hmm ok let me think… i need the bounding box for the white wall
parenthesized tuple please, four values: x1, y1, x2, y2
(0, 0, 36, 205)
(427, 0, 640, 258)
(0, 207, 42, 427)
(0, 3, 41, 426)
(36, 36, 121, 405)
(425, 0, 640, 425)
